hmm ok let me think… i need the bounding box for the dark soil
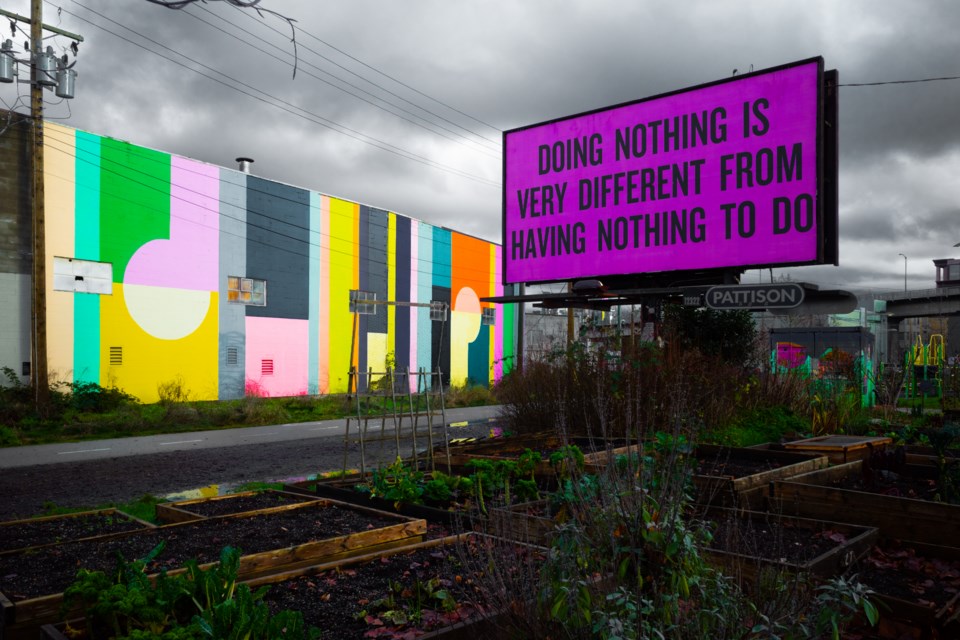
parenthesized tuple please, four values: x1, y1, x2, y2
(173, 490, 316, 517)
(706, 514, 851, 564)
(855, 540, 960, 611)
(0, 510, 148, 554)
(834, 470, 942, 502)
(262, 535, 545, 639)
(695, 454, 783, 478)
(0, 501, 405, 602)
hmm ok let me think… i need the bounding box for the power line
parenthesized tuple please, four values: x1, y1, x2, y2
(56, 1, 500, 188)
(839, 74, 960, 87)
(184, 5, 501, 158)
(228, 4, 503, 141)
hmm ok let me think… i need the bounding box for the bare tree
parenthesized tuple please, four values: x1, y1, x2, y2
(144, 0, 300, 77)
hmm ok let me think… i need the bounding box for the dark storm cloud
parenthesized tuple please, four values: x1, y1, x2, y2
(3, 0, 959, 289)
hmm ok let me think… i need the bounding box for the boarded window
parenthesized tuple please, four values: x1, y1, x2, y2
(53, 257, 113, 294)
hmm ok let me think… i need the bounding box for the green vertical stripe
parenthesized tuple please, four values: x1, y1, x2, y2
(99, 138, 170, 281)
(502, 304, 515, 375)
(74, 132, 101, 385)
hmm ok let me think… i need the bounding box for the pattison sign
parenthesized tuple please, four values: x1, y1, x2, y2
(705, 283, 804, 310)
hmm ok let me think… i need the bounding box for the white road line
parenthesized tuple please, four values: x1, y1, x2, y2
(159, 439, 203, 446)
(247, 433, 278, 437)
(57, 448, 111, 455)
(309, 425, 340, 431)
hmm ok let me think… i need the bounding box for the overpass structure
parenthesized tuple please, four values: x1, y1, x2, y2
(880, 286, 960, 320)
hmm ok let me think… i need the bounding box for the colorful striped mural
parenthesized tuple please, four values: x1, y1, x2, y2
(38, 123, 516, 403)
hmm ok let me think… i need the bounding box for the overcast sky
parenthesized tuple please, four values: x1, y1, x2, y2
(2, 0, 959, 293)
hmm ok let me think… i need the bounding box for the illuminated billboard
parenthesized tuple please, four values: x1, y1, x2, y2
(502, 57, 835, 285)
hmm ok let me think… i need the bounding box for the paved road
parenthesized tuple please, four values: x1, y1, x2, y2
(0, 404, 505, 469)
(0, 405, 506, 520)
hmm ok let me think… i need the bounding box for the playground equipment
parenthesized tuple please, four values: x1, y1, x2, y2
(769, 327, 876, 408)
(903, 334, 945, 399)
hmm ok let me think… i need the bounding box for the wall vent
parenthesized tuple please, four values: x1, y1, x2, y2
(109, 346, 123, 365)
(226, 347, 239, 366)
(261, 359, 274, 376)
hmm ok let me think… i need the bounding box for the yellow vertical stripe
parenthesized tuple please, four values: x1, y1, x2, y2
(45, 123, 76, 384)
(327, 197, 356, 393)
(489, 244, 496, 370)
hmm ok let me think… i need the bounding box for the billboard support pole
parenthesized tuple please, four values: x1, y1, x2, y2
(517, 283, 525, 373)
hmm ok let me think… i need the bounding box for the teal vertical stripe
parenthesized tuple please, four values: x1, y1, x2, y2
(74, 131, 101, 385)
(308, 191, 320, 394)
(431, 228, 451, 288)
(75, 131, 100, 258)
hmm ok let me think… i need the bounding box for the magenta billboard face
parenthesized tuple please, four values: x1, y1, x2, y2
(503, 58, 824, 285)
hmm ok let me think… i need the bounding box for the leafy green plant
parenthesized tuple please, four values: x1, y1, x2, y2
(357, 576, 457, 628)
(361, 457, 425, 508)
(63, 544, 318, 639)
(549, 444, 585, 480)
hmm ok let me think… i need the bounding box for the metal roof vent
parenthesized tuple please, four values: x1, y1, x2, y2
(236, 157, 254, 174)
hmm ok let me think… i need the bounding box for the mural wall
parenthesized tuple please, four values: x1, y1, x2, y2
(37, 123, 516, 402)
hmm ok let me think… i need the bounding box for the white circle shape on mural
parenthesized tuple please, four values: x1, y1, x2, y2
(453, 286, 482, 342)
(124, 283, 212, 340)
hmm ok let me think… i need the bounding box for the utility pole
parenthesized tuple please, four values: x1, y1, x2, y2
(1, 4, 82, 411)
(30, 0, 48, 409)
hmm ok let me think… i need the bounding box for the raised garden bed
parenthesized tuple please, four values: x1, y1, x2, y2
(0, 499, 425, 637)
(488, 498, 556, 546)
(771, 460, 960, 547)
(254, 533, 547, 640)
(782, 434, 892, 464)
(701, 507, 877, 584)
(155, 489, 319, 523)
(691, 444, 828, 508)
(445, 434, 630, 475)
(0, 509, 153, 557)
(38, 534, 547, 640)
(853, 539, 960, 636)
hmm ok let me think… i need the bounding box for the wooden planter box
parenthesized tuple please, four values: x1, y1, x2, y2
(155, 489, 319, 524)
(445, 434, 630, 475)
(853, 540, 960, 637)
(39, 534, 540, 640)
(770, 460, 960, 547)
(782, 434, 892, 464)
(488, 499, 556, 545)
(692, 444, 828, 508)
(701, 507, 878, 585)
(0, 499, 426, 639)
(0, 509, 154, 557)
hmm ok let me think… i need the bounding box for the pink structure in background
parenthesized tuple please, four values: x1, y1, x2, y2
(245, 317, 310, 396)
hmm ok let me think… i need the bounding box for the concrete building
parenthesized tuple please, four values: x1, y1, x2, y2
(0, 113, 518, 402)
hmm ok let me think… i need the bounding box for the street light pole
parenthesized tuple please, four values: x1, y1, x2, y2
(898, 253, 907, 292)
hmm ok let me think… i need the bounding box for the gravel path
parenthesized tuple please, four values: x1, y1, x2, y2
(0, 421, 499, 521)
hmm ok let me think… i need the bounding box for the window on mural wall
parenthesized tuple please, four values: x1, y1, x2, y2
(227, 276, 266, 306)
(481, 307, 496, 326)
